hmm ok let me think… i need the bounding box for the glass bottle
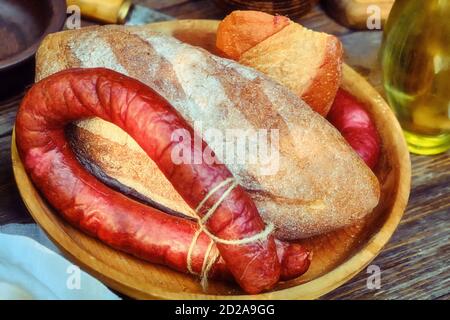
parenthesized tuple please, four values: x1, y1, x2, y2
(381, 0, 450, 155)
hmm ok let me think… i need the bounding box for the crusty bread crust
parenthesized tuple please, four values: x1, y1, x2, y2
(70, 122, 197, 219)
(239, 22, 343, 116)
(301, 37, 343, 116)
(36, 25, 379, 240)
(216, 10, 290, 60)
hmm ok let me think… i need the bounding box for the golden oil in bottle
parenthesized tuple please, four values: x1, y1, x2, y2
(382, 0, 450, 155)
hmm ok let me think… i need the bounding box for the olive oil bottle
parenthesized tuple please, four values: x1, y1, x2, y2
(382, 0, 450, 155)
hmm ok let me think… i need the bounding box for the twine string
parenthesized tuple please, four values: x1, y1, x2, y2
(186, 178, 274, 291)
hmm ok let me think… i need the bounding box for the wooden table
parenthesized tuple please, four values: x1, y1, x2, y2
(0, 0, 448, 300)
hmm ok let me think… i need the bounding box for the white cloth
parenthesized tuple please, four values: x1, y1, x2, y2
(0, 224, 120, 300)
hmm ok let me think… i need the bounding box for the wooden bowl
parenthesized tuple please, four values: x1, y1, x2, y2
(0, 0, 66, 98)
(11, 20, 411, 299)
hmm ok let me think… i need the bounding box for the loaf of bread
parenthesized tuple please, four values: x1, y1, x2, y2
(217, 11, 343, 116)
(36, 25, 379, 240)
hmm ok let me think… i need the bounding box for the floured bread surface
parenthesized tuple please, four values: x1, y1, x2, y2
(36, 25, 379, 239)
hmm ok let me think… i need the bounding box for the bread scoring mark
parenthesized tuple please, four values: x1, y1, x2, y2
(69, 29, 128, 76)
(143, 33, 233, 119)
(138, 31, 266, 188)
(104, 28, 187, 104)
(210, 55, 258, 81)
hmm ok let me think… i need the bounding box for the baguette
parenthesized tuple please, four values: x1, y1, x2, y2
(36, 25, 379, 240)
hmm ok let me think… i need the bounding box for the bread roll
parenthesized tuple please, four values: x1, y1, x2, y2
(217, 11, 343, 116)
(216, 10, 290, 60)
(36, 25, 379, 240)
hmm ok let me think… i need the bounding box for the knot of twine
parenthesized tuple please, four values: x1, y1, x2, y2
(186, 178, 274, 290)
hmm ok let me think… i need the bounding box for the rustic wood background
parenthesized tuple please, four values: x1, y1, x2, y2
(0, 0, 448, 300)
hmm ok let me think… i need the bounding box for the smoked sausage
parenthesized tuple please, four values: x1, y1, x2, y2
(328, 89, 381, 170)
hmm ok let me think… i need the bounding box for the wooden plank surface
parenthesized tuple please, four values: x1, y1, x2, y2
(0, 0, 448, 300)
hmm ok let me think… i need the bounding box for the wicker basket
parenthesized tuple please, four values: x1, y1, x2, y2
(213, 0, 318, 18)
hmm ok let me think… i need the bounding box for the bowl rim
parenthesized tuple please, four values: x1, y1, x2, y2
(0, 0, 67, 72)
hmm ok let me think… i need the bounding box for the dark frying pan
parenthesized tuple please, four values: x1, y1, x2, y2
(0, 0, 67, 98)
